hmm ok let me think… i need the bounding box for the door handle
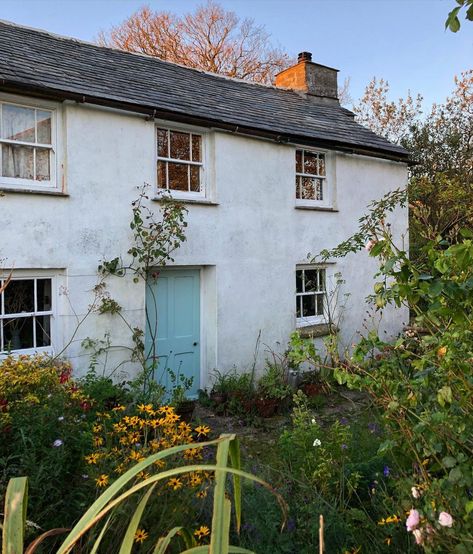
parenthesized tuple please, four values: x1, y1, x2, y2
(193, 342, 198, 346)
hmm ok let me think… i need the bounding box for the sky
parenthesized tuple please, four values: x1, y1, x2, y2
(0, 0, 471, 111)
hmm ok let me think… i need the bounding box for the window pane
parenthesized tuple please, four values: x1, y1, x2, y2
(318, 154, 326, 176)
(296, 270, 303, 293)
(36, 148, 50, 181)
(295, 150, 302, 173)
(296, 296, 301, 318)
(37, 279, 52, 312)
(302, 295, 316, 317)
(191, 134, 201, 162)
(190, 165, 200, 192)
(304, 151, 318, 175)
(318, 269, 326, 291)
(316, 178, 324, 201)
(36, 315, 51, 347)
(1, 144, 34, 179)
(168, 162, 188, 191)
(4, 280, 34, 314)
(301, 177, 315, 200)
(304, 270, 318, 292)
(36, 110, 52, 144)
(295, 176, 301, 199)
(169, 131, 190, 160)
(316, 294, 324, 316)
(2, 104, 35, 142)
(157, 160, 167, 189)
(3, 317, 34, 350)
(157, 128, 168, 158)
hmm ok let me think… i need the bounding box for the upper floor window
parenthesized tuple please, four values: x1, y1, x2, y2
(296, 267, 326, 326)
(295, 149, 329, 206)
(0, 101, 55, 188)
(0, 276, 53, 354)
(157, 128, 203, 197)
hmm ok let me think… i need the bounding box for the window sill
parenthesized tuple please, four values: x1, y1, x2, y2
(0, 187, 68, 197)
(152, 197, 218, 206)
(297, 323, 338, 338)
(295, 205, 338, 212)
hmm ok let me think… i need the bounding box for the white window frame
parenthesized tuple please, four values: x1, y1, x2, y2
(296, 265, 327, 327)
(295, 147, 334, 208)
(156, 123, 207, 200)
(0, 273, 57, 356)
(0, 94, 61, 192)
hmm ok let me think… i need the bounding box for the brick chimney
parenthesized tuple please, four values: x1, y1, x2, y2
(275, 52, 339, 103)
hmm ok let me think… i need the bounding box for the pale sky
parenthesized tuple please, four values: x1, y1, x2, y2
(1, 0, 471, 111)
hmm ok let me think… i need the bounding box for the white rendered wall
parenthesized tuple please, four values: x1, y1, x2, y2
(0, 96, 408, 384)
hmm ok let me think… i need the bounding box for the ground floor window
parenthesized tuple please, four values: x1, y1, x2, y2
(0, 276, 53, 353)
(296, 266, 326, 326)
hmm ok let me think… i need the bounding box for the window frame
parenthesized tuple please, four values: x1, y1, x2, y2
(295, 265, 327, 327)
(0, 95, 60, 191)
(156, 124, 207, 200)
(0, 273, 56, 356)
(295, 147, 333, 208)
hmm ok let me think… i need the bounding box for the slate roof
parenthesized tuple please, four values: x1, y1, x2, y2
(0, 20, 409, 162)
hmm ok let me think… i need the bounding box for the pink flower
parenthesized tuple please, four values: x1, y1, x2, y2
(365, 239, 377, 252)
(406, 509, 420, 532)
(413, 529, 423, 544)
(438, 512, 453, 528)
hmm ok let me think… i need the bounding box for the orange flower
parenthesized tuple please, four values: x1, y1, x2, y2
(134, 529, 148, 543)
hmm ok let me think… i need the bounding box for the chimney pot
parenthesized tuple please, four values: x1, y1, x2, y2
(298, 51, 312, 63)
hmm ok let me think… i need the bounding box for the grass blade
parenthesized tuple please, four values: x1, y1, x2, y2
(2, 476, 28, 554)
(118, 484, 156, 554)
(228, 436, 242, 534)
(90, 515, 112, 554)
(153, 526, 193, 554)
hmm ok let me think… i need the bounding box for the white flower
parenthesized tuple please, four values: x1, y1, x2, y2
(52, 439, 63, 447)
(58, 416, 65, 422)
(311, 418, 316, 424)
(438, 512, 453, 528)
(313, 438, 321, 447)
(411, 486, 421, 499)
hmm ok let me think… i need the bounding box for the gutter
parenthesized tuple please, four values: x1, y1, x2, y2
(0, 79, 411, 164)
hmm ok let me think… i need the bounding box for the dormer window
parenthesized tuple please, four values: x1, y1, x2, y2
(157, 127, 204, 198)
(0, 100, 56, 189)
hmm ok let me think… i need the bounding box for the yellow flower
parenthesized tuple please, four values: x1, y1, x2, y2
(112, 404, 126, 411)
(113, 423, 127, 433)
(92, 423, 103, 433)
(194, 525, 210, 540)
(196, 489, 208, 499)
(134, 529, 149, 543)
(129, 450, 145, 463)
(137, 471, 150, 480)
(385, 515, 401, 524)
(85, 453, 99, 465)
(195, 425, 211, 437)
(437, 346, 447, 358)
(189, 472, 203, 487)
(93, 436, 104, 447)
(167, 478, 183, 490)
(377, 518, 386, 526)
(95, 474, 109, 488)
(384, 536, 392, 545)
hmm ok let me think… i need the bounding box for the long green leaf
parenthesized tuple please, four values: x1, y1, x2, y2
(2, 476, 28, 554)
(153, 526, 188, 554)
(228, 436, 242, 533)
(118, 484, 156, 554)
(90, 515, 112, 554)
(57, 436, 226, 554)
(210, 434, 233, 554)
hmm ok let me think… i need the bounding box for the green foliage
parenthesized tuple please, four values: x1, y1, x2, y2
(257, 363, 292, 401)
(445, 0, 473, 32)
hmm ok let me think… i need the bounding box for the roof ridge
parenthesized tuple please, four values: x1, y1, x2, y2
(0, 18, 292, 94)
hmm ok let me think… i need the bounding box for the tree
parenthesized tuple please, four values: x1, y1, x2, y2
(98, 2, 291, 85)
(352, 77, 423, 144)
(445, 0, 473, 32)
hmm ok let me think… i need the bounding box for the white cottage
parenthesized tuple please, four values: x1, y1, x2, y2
(0, 21, 409, 392)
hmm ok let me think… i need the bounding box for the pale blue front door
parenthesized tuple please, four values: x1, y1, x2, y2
(145, 269, 200, 398)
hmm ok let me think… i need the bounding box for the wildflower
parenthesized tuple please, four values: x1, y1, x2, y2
(341, 443, 348, 450)
(167, 478, 183, 490)
(81, 474, 88, 479)
(134, 529, 149, 543)
(311, 418, 316, 424)
(413, 529, 423, 545)
(411, 486, 421, 499)
(385, 515, 401, 524)
(194, 525, 210, 540)
(195, 425, 211, 437)
(95, 474, 109, 488)
(52, 439, 63, 447)
(384, 536, 392, 545)
(437, 346, 447, 358)
(406, 509, 420, 532)
(313, 438, 321, 447)
(438, 512, 453, 527)
(129, 450, 145, 463)
(92, 423, 103, 433)
(85, 453, 99, 464)
(196, 489, 208, 499)
(383, 465, 390, 477)
(189, 472, 203, 487)
(57, 416, 65, 422)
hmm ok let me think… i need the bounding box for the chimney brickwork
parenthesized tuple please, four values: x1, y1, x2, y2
(275, 52, 339, 103)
